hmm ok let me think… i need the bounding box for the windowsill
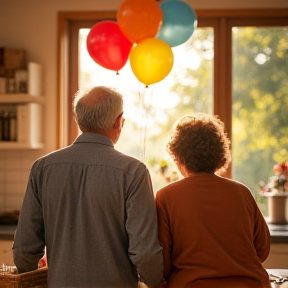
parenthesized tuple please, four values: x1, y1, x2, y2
(267, 223, 288, 244)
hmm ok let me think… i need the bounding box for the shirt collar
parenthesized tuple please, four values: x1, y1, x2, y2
(73, 132, 114, 148)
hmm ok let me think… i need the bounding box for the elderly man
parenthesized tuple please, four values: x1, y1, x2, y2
(13, 86, 164, 288)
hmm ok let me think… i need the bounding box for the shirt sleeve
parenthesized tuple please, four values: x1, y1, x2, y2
(13, 162, 45, 273)
(155, 190, 173, 281)
(125, 166, 164, 288)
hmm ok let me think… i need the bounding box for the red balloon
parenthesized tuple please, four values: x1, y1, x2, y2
(86, 21, 133, 71)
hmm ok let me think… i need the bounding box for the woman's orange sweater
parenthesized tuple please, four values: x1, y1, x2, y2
(156, 173, 271, 288)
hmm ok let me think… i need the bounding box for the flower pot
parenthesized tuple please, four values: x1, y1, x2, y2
(264, 193, 288, 224)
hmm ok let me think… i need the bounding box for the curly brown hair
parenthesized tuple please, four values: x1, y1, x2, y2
(166, 113, 231, 174)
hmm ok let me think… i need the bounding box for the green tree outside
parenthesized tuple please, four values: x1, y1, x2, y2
(232, 27, 288, 215)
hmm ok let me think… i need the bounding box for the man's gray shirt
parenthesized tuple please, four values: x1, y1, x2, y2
(13, 133, 163, 288)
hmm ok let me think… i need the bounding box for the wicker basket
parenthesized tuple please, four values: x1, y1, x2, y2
(0, 267, 48, 288)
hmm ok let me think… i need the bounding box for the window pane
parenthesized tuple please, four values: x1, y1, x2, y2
(79, 28, 214, 191)
(232, 27, 288, 215)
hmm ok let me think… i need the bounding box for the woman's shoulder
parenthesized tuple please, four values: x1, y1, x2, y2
(216, 174, 249, 187)
(216, 175, 255, 197)
(156, 178, 186, 200)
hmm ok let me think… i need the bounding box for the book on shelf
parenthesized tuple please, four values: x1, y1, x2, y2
(17, 103, 43, 145)
(28, 62, 43, 96)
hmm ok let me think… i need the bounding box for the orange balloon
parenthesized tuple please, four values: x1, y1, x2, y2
(117, 0, 163, 43)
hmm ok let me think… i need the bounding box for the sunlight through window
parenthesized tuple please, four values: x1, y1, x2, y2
(79, 28, 214, 191)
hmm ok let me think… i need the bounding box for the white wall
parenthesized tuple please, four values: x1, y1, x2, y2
(0, 0, 288, 212)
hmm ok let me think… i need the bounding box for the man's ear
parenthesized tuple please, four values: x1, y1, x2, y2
(111, 114, 123, 144)
(113, 114, 122, 129)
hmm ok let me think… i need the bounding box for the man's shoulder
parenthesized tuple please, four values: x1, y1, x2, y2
(113, 149, 147, 171)
(31, 146, 73, 168)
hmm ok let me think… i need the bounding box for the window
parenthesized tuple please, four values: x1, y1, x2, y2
(231, 25, 288, 215)
(58, 10, 288, 213)
(78, 27, 214, 190)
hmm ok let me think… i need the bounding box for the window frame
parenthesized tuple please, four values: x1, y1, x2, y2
(57, 9, 288, 179)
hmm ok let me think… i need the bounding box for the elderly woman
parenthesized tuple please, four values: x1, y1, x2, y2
(156, 113, 271, 288)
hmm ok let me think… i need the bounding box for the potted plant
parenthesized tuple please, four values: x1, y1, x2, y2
(260, 161, 288, 224)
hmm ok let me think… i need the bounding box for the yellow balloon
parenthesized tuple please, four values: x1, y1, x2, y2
(129, 38, 174, 85)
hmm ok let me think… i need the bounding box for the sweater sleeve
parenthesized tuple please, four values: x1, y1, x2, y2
(253, 202, 270, 262)
(156, 190, 173, 280)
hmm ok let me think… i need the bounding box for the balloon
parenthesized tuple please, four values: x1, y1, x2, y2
(86, 21, 133, 71)
(157, 0, 198, 47)
(130, 38, 174, 86)
(117, 0, 163, 43)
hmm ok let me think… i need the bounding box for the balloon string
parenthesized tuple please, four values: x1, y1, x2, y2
(138, 90, 143, 161)
(143, 88, 149, 162)
(142, 82, 149, 161)
(142, 97, 147, 164)
(140, 85, 154, 164)
(138, 85, 147, 163)
(141, 88, 146, 163)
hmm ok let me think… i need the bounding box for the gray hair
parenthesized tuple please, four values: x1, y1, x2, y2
(73, 86, 123, 131)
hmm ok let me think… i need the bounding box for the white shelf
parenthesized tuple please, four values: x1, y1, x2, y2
(0, 62, 44, 150)
(0, 141, 44, 149)
(0, 97, 44, 150)
(0, 94, 45, 104)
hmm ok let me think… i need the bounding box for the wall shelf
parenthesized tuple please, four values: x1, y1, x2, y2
(0, 141, 44, 149)
(0, 62, 44, 150)
(0, 94, 45, 104)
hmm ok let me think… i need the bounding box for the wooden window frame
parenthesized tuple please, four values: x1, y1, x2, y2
(57, 9, 288, 178)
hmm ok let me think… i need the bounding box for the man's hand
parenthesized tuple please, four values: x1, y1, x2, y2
(38, 254, 47, 268)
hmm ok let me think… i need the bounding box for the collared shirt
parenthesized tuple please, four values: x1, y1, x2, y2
(13, 133, 163, 288)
